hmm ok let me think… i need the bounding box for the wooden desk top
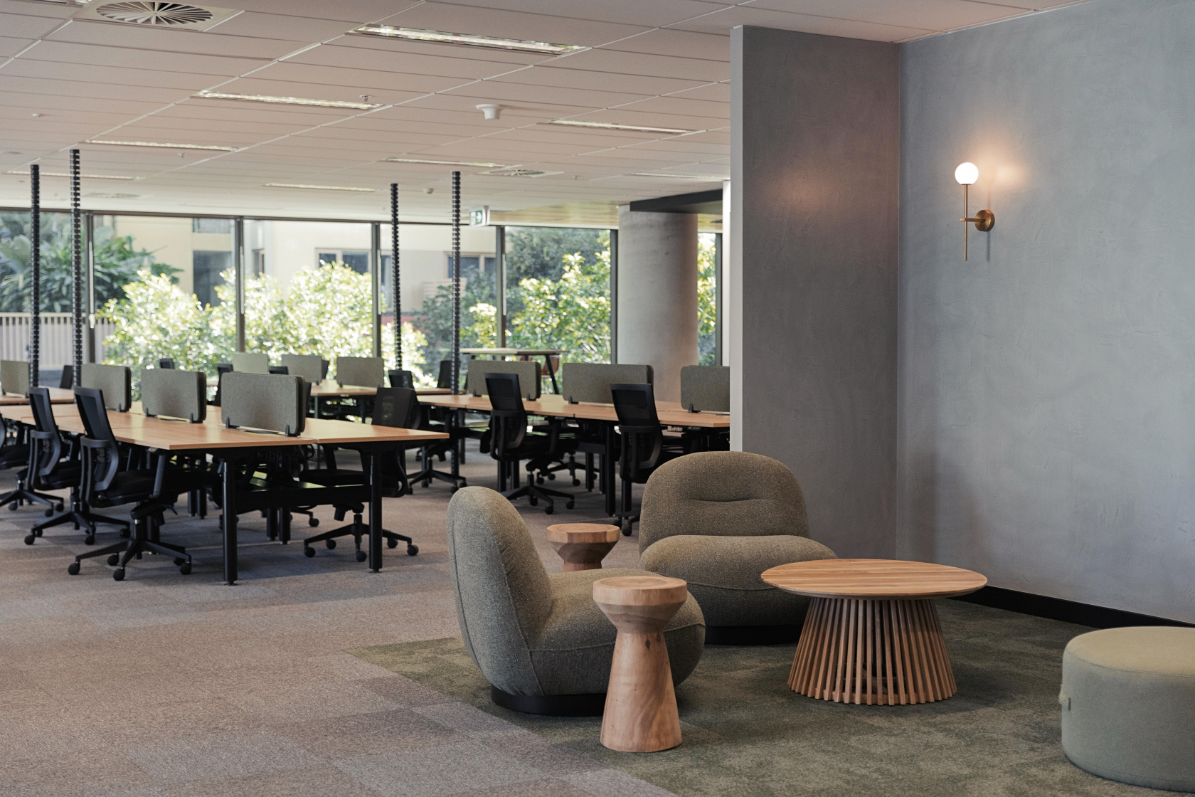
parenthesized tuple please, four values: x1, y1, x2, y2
(418, 394, 730, 428)
(300, 418, 447, 445)
(0, 387, 75, 406)
(310, 384, 450, 397)
(460, 348, 565, 356)
(761, 559, 987, 600)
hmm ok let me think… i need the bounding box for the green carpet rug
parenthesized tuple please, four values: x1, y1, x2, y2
(351, 601, 1161, 796)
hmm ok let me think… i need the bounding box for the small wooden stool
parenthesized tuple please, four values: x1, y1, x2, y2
(547, 523, 619, 571)
(593, 575, 688, 753)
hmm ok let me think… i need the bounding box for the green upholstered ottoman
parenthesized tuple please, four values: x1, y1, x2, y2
(1061, 627, 1195, 792)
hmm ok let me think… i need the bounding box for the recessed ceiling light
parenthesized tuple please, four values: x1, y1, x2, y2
(352, 25, 584, 55)
(192, 90, 382, 110)
(6, 170, 138, 180)
(385, 157, 510, 168)
(87, 139, 237, 152)
(631, 173, 727, 180)
(265, 183, 374, 192)
(546, 120, 693, 135)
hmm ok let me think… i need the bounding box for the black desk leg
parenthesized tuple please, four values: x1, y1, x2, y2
(450, 409, 461, 482)
(222, 458, 238, 585)
(368, 450, 383, 573)
(545, 355, 559, 394)
(603, 422, 616, 517)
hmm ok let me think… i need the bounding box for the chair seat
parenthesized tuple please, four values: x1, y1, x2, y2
(641, 534, 836, 628)
(39, 461, 82, 490)
(528, 567, 705, 696)
(96, 469, 198, 505)
(0, 444, 29, 467)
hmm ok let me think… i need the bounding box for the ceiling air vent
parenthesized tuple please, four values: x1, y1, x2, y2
(481, 168, 562, 178)
(76, 1, 240, 31)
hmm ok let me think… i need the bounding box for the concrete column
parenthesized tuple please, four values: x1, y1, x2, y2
(616, 207, 698, 402)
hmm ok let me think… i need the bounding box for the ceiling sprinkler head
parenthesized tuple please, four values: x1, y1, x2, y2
(477, 104, 502, 121)
(424, 187, 434, 194)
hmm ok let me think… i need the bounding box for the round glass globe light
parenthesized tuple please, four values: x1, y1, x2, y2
(954, 162, 979, 185)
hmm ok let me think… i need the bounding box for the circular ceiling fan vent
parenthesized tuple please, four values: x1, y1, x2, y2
(95, 2, 214, 26)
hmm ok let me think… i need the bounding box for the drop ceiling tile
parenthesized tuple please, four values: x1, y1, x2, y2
(613, 96, 728, 119)
(576, 147, 710, 163)
(481, 127, 642, 147)
(336, 116, 499, 138)
(748, 0, 1030, 30)
(672, 130, 729, 144)
(494, 67, 707, 95)
(599, 28, 731, 60)
(23, 41, 269, 77)
(670, 5, 934, 40)
(0, 36, 32, 58)
(46, 20, 308, 60)
(0, 74, 190, 103)
(119, 116, 306, 136)
(401, 92, 598, 121)
(566, 109, 718, 131)
(0, 59, 219, 90)
(209, 77, 426, 108)
(428, 0, 731, 27)
(295, 126, 456, 146)
(169, 98, 356, 123)
(622, 139, 728, 154)
(375, 3, 651, 47)
(329, 31, 550, 65)
(0, 11, 62, 38)
(0, 89, 163, 116)
(421, 139, 600, 157)
(441, 80, 650, 110)
(224, 0, 421, 24)
(666, 82, 730, 102)
(251, 61, 468, 94)
(549, 49, 728, 82)
(209, 11, 358, 42)
(0, 1, 74, 19)
(287, 42, 536, 80)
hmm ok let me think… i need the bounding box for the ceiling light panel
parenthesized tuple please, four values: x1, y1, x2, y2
(547, 119, 693, 135)
(192, 90, 381, 110)
(379, 4, 648, 48)
(265, 183, 375, 192)
(385, 157, 511, 168)
(351, 25, 584, 56)
(87, 139, 238, 151)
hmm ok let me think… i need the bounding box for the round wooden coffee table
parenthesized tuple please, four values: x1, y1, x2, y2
(593, 575, 688, 752)
(547, 523, 619, 571)
(761, 559, 986, 705)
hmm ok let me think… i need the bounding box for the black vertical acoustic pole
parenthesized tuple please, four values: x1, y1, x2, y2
(391, 183, 401, 369)
(70, 149, 82, 386)
(29, 165, 40, 392)
(451, 171, 461, 394)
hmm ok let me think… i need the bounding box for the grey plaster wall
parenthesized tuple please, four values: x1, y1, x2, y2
(733, 26, 899, 557)
(899, 0, 1195, 621)
(616, 207, 699, 402)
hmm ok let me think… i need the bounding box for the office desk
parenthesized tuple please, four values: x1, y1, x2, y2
(309, 383, 450, 418)
(460, 348, 566, 394)
(0, 388, 75, 406)
(1, 405, 447, 583)
(420, 394, 730, 515)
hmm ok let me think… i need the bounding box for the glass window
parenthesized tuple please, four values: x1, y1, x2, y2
(698, 232, 718, 366)
(193, 250, 230, 307)
(503, 227, 611, 365)
(191, 218, 232, 234)
(0, 209, 75, 376)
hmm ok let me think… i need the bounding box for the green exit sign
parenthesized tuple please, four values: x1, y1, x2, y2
(470, 207, 490, 226)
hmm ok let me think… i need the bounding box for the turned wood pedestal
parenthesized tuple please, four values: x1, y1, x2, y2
(547, 523, 620, 572)
(593, 575, 688, 752)
(761, 560, 986, 706)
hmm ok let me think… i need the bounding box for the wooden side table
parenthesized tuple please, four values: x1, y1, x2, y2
(593, 576, 688, 752)
(547, 523, 619, 571)
(761, 559, 986, 706)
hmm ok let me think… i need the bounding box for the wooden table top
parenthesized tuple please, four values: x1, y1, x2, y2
(310, 384, 451, 397)
(419, 394, 730, 429)
(460, 348, 566, 356)
(761, 559, 987, 600)
(593, 576, 688, 607)
(0, 388, 75, 406)
(546, 523, 620, 544)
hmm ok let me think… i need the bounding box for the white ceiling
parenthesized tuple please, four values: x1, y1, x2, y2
(0, 0, 1086, 224)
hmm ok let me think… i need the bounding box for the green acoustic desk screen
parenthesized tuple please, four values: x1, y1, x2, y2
(220, 372, 306, 436)
(680, 365, 730, 412)
(141, 368, 206, 423)
(231, 352, 270, 374)
(280, 354, 324, 385)
(560, 363, 652, 404)
(336, 356, 384, 388)
(0, 359, 29, 396)
(80, 363, 131, 412)
(465, 360, 541, 399)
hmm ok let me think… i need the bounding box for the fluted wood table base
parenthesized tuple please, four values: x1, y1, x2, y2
(789, 597, 957, 705)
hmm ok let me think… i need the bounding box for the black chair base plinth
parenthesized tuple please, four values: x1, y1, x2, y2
(490, 686, 605, 717)
(302, 514, 418, 560)
(703, 624, 804, 646)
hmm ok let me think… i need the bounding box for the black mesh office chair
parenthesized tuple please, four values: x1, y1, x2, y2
(26, 386, 129, 546)
(158, 358, 175, 369)
(388, 369, 415, 389)
(0, 405, 57, 515)
(268, 365, 289, 375)
(209, 362, 233, 407)
(58, 365, 73, 389)
(321, 359, 330, 381)
(437, 359, 455, 390)
(302, 386, 419, 560)
(610, 383, 684, 536)
(66, 387, 203, 580)
(487, 374, 574, 514)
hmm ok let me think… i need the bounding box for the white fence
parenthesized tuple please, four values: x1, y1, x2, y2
(0, 313, 116, 367)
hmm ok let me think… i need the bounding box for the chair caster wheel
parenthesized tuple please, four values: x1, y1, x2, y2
(84, 535, 95, 545)
(23, 534, 35, 545)
(566, 500, 575, 510)
(325, 539, 336, 550)
(56, 503, 64, 512)
(355, 550, 367, 563)
(303, 546, 315, 558)
(67, 562, 80, 575)
(544, 505, 554, 515)
(309, 518, 319, 527)
(407, 544, 418, 556)
(529, 497, 538, 506)
(107, 554, 120, 566)
(547, 473, 556, 481)
(621, 523, 632, 536)
(386, 538, 398, 549)
(112, 568, 125, 582)
(44, 508, 53, 517)
(179, 563, 191, 575)
(572, 479, 581, 487)
(173, 558, 185, 566)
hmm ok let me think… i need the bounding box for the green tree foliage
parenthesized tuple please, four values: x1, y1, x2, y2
(508, 251, 611, 363)
(698, 234, 717, 365)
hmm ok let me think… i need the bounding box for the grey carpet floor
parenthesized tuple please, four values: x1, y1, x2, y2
(352, 603, 1172, 797)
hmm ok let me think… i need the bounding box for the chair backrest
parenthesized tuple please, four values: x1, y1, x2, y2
(268, 365, 289, 375)
(80, 364, 131, 412)
(321, 358, 330, 380)
(560, 362, 653, 404)
(140, 368, 206, 423)
(281, 354, 323, 384)
(638, 451, 812, 554)
(610, 382, 663, 478)
(487, 374, 528, 458)
(231, 352, 269, 374)
(336, 356, 384, 387)
(0, 359, 29, 396)
(27, 387, 62, 477)
(445, 487, 553, 695)
(388, 369, 415, 390)
(74, 386, 120, 493)
(158, 358, 175, 370)
(373, 386, 420, 429)
(437, 359, 455, 390)
(680, 365, 730, 412)
(220, 372, 306, 435)
(210, 362, 233, 407)
(465, 360, 541, 399)
(58, 365, 74, 390)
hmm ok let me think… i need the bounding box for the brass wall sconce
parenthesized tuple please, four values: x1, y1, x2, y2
(954, 162, 994, 260)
